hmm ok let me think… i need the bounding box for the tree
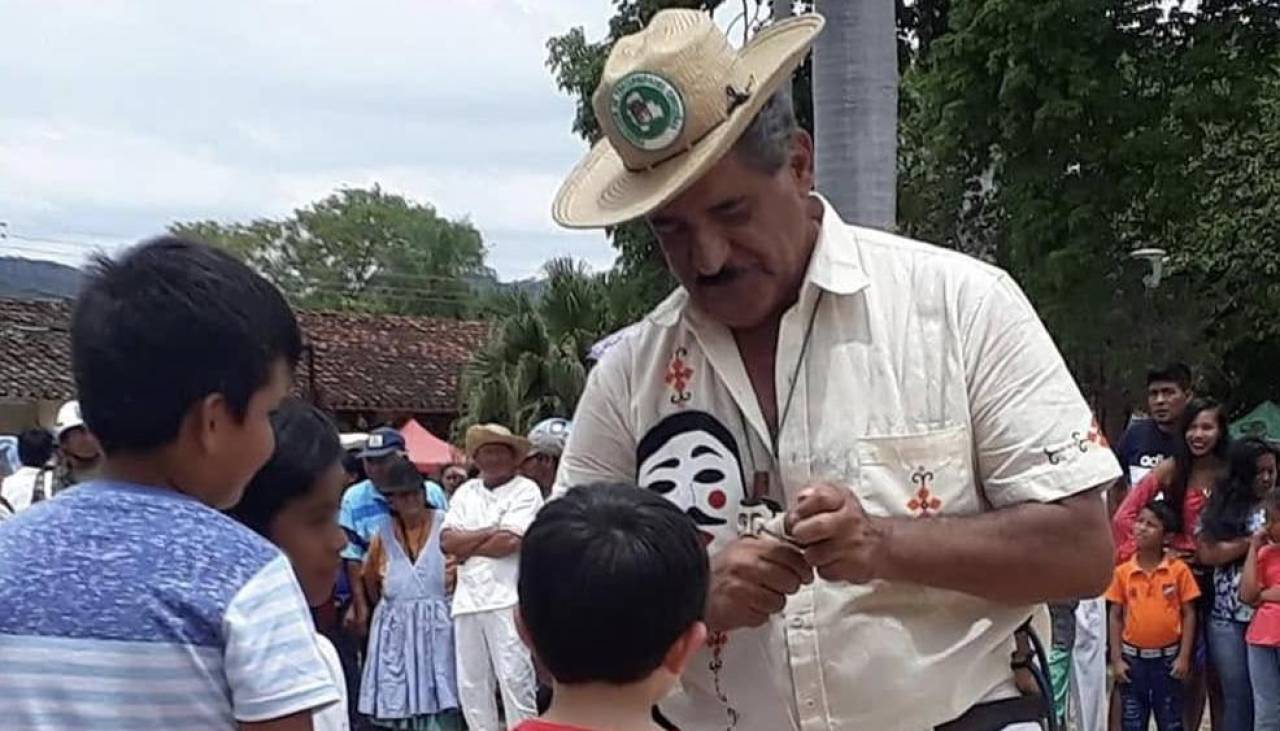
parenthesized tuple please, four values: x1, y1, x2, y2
(813, 0, 899, 229)
(454, 258, 632, 437)
(172, 186, 486, 317)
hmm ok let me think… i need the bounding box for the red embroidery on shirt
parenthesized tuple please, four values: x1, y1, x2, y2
(664, 347, 694, 405)
(908, 468, 942, 517)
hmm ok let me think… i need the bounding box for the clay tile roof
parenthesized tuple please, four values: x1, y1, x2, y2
(297, 310, 490, 414)
(0, 298, 75, 401)
(0, 298, 489, 414)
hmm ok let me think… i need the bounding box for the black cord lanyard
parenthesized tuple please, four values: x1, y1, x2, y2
(738, 290, 825, 497)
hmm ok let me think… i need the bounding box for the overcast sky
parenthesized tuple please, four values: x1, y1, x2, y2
(0, 1, 745, 280)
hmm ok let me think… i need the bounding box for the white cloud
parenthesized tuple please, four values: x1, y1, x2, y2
(0, 0, 614, 280)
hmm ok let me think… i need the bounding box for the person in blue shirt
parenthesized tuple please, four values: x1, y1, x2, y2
(1115, 363, 1194, 493)
(339, 427, 447, 639)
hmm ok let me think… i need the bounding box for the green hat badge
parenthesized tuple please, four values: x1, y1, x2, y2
(610, 72, 686, 152)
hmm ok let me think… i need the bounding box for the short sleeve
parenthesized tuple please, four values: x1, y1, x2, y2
(223, 554, 339, 722)
(1176, 562, 1202, 603)
(425, 481, 449, 511)
(441, 484, 471, 531)
(553, 348, 637, 499)
(963, 274, 1122, 507)
(499, 480, 544, 535)
(1104, 568, 1126, 605)
(338, 486, 364, 562)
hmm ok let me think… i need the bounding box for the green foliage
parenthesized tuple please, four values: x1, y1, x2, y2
(454, 258, 625, 438)
(897, 0, 1280, 413)
(171, 186, 486, 317)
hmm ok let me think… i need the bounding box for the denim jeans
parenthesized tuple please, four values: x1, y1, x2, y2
(1119, 653, 1184, 731)
(1207, 617, 1253, 731)
(1248, 644, 1280, 731)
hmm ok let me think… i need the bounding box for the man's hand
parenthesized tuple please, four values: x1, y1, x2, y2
(786, 482, 887, 583)
(1253, 529, 1271, 550)
(342, 601, 368, 639)
(1112, 657, 1131, 684)
(1171, 653, 1191, 681)
(706, 536, 813, 632)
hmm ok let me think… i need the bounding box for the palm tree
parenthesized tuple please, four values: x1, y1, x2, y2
(454, 258, 625, 439)
(812, 0, 898, 229)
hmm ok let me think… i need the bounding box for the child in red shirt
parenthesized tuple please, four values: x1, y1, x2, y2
(513, 484, 708, 731)
(1106, 500, 1200, 731)
(1241, 492, 1280, 730)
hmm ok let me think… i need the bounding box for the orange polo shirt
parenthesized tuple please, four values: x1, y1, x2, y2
(1105, 554, 1201, 649)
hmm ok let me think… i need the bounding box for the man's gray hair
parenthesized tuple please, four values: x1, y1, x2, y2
(732, 89, 798, 174)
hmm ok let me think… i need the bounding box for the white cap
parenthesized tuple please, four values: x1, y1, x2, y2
(55, 400, 86, 440)
(526, 418, 572, 458)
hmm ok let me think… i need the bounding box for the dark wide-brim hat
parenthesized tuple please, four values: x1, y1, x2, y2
(551, 9, 824, 229)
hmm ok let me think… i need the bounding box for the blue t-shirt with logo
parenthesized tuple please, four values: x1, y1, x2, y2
(1115, 418, 1181, 485)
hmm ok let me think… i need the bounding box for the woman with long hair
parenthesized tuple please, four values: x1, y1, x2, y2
(1197, 438, 1278, 731)
(1113, 397, 1231, 730)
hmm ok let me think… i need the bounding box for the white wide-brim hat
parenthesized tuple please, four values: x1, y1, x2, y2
(465, 423, 531, 461)
(552, 9, 824, 229)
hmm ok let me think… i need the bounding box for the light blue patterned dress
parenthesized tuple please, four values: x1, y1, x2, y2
(359, 510, 461, 731)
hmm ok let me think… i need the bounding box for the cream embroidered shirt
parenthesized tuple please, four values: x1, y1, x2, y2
(555, 196, 1121, 731)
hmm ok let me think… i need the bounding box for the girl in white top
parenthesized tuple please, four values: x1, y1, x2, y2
(227, 399, 355, 731)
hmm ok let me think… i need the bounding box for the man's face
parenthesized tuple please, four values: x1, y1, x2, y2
(475, 443, 518, 479)
(1147, 380, 1190, 427)
(647, 134, 817, 330)
(519, 453, 556, 494)
(364, 453, 398, 487)
(441, 466, 468, 494)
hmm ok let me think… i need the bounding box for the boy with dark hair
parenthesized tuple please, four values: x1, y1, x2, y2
(0, 427, 56, 513)
(515, 484, 709, 731)
(0, 237, 338, 730)
(1116, 363, 1194, 488)
(1106, 500, 1200, 731)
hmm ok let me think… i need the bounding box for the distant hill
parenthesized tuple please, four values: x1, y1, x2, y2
(0, 256, 546, 304)
(0, 257, 81, 299)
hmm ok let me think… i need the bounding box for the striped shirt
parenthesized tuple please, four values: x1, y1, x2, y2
(0, 481, 339, 730)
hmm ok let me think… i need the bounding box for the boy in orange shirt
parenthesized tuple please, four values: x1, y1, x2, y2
(1106, 500, 1200, 731)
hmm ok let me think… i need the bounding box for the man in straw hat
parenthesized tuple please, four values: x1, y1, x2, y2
(441, 424, 543, 731)
(552, 9, 1120, 731)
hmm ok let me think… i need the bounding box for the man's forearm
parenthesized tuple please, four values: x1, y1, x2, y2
(873, 487, 1113, 604)
(344, 560, 367, 612)
(441, 528, 497, 560)
(470, 531, 522, 558)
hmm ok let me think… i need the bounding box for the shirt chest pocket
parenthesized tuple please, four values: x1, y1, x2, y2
(854, 426, 980, 518)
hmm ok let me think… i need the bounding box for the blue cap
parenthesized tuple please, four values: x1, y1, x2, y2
(358, 427, 406, 459)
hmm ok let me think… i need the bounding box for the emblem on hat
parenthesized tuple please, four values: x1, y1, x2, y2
(610, 72, 686, 152)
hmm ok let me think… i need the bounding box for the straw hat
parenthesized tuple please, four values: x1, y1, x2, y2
(551, 9, 824, 229)
(465, 424, 531, 461)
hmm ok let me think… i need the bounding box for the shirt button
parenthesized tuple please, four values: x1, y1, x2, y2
(791, 616, 805, 629)
(806, 698, 817, 709)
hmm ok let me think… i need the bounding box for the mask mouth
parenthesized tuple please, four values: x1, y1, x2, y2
(686, 506, 727, 527)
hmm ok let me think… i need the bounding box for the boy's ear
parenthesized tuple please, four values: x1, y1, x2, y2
(182, 393, 227, 455)
(661, 621, 708, 676)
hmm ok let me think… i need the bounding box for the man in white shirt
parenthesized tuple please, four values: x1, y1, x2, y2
(0, 428, 56, 514)
(549, 10, 1120, 731)
(441, 424, 543, 731)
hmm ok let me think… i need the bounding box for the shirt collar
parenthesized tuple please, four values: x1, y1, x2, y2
(647, 194, 871, 328)
(1123, 553, 1174, 577)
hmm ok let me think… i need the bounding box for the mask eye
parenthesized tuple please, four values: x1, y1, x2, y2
(694, 469, 724, 484)
(645, 480, 678, 495)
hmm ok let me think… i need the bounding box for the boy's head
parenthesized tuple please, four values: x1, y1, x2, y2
(1135, 499, 1180, 549)
(227, 398, 346, 607)
(518, 484, 708, 697)
(17, 428, 55, 468)
(1146, 363, 1193, 428)
(73, 237, 302, 508)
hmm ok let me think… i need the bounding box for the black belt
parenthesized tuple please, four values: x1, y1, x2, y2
(936, 696, 1045, 731)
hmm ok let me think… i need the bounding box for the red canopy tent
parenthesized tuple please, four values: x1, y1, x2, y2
(400, 419, 464, 474)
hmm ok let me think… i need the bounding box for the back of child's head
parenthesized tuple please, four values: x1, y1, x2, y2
(227, 398, 341, 538)
(518, 483, 708, 686)
(1144, 499, 1181, 536)
(72, 237, 302, 455)
(16, 428, 55, 468)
